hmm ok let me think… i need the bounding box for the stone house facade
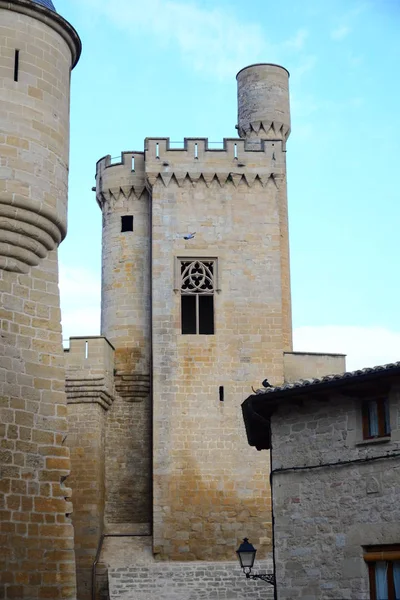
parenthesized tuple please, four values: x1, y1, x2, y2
(243, 363, 400, 599)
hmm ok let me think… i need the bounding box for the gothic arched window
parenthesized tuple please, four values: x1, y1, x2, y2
(179, 260, 215, 334)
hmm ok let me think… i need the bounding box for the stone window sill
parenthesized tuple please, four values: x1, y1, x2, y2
(356, 436, 391, 447)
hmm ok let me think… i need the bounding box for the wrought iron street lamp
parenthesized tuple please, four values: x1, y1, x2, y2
(236, 538, 275, 586)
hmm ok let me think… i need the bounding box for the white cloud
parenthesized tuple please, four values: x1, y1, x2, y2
(284, 29, 309, 51)
(294, 325, 400, 372)
(59, 263, 101, 344)
(331, 25, 351, 40)
(72, 0, 313, 80)
(291, 55, 317, 79)
(74, 0, 268, 79)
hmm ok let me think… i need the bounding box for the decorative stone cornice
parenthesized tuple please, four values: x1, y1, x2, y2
(65, 376, 114, 411)
(96, 185, 147, 211)
(237, 120, 291, 141)
(115, 373, 150, 402)
(0, 194, 65, 274)
(146, 172, 283, 189)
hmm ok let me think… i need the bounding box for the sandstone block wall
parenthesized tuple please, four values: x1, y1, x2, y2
(148, 137, 290, 561)
(0, 253, 77, 600)
(65, 337, 115, 600)
(271, 385, 400, 599)
(0, 3, 80, 598)
(283, 351, 346, 383)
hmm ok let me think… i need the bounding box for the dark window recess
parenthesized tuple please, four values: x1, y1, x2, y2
(121, 215, 133, 232)
(181, 295, 196, 334)
(219, 386, 224, 402)
(199, 295, 214, 334)
(14, 50, 20, 82)
(362, 398, 390, 439)
(181, 295, 214, 335)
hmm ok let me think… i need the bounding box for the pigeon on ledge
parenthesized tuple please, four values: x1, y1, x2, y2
(262, 378, 273, 388)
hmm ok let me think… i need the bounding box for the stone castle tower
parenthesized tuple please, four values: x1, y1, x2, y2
(0, 0, 81, 599)
(65, 63, 344, 600)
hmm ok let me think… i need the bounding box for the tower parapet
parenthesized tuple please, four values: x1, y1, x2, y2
(144, 137, 285, 189)
(96, 151, 146, 211)
(237, 63, 291, 143)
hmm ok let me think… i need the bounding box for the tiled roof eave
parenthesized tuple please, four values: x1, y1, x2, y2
(253, 361, 400, 401)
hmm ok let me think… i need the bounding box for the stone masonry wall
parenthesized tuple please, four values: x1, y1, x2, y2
(149, 137, 289, 561)
(65, 337, 115, 600)
(103, 536, 274, 600)
(283, 351, 346, 383)
(271, 384, 400, 599)
(0, 5, 80, 597)
(0, 253, 77, 600)
(67, 403, 105, 600)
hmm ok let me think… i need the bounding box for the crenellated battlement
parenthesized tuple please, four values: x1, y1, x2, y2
(144, 137, 286, 189)
(96, 151, 145, 175)
(96, 151, 147, 209)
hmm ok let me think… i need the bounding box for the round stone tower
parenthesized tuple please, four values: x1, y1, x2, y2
(0, 0, 80, 273)
(237, 63, 293, 349)
(0, 1, 81, 599)
(237, 63, 291, 142)
(95, 152, 152, 531)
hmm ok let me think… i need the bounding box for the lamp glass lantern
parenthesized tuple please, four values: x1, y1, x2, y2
(236, 537, 257, 571)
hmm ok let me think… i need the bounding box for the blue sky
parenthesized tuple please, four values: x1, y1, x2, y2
(56, 0, 400, 369)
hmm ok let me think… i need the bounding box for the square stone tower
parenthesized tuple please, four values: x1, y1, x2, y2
(77, 63, 301, 599)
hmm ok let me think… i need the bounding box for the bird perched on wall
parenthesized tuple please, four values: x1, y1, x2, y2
(183, 232, 196, 240)
(262, 378, 273, 388)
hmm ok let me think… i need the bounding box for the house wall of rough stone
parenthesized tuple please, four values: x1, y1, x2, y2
(271, 385, 400, 599)
(0, 3, 80, 599)
(148, 129, 290, 560)
(96, 153, 152, 530)
(65, 337, 115, 600)
(283, 351, 346, 383)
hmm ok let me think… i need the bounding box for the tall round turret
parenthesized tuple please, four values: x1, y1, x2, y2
(0, 2, 81, 599)
(237, 63, 291, 141)
(0, 0, 80, 273)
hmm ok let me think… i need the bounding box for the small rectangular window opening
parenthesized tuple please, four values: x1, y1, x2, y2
(156, 143, 160, 159)
(14, 49, 20, 82)
(121, 215, 134, 233)
(131, 156, 135, 171)
(85, 340, 89, 359)
(219, 386, 224, 402)
(194, 143, 198, 159)
(362, 398, 390, 440)
(234, 143, 238, 159)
